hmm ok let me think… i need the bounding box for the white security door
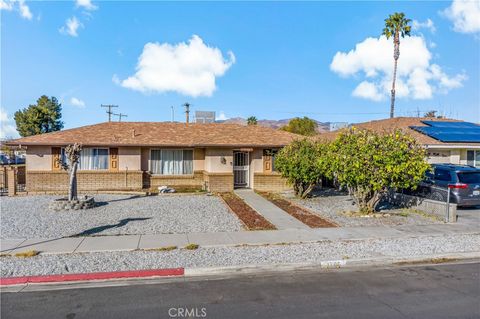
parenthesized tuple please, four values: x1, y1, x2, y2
(233, 151, 249, 188)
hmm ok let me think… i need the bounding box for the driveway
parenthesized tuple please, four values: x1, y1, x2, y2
(1, 194, 243, 239)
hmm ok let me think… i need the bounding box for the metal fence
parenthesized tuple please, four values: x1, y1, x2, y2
(0, 165, 26, 196)
(393, 186, 457, 223)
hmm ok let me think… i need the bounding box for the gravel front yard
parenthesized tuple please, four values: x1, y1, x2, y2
(1, 194, 243, 239)
(1, 233, 478, 277)
(287, 189, 443, 227)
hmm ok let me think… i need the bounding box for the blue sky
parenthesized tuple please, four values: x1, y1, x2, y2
(1, 0, 479, 138)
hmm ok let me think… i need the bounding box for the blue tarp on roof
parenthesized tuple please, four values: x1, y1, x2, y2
(410, 121, 480, 143)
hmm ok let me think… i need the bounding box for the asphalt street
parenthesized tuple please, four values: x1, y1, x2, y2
(1, 261, 479, 319)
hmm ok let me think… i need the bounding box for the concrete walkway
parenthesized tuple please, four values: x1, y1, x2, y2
(1, 221, 478, 255)
(234, 189, 309, 230)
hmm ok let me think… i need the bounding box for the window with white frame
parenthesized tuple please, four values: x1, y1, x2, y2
(150, 149, 193, 175)
(467, 150, 480, 168)
(61, 148, 109, 170)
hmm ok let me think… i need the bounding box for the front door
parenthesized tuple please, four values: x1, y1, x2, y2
(233, 151, 249, 188)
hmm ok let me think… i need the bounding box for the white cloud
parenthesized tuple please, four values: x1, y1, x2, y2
(117, 35, 235, 97)
(0, 108, 19, 139)
(330, 35, 466, 101)
(59, 16, 83, 37)
(0, 0, 32, 20)
(70, 97, 86, 108)
(412, 18, 436, 33)
(352, 81, 384, 101)
(442, 0, 480, 34)
(216, 111, 228, 121)
(76, 0, 97, 11)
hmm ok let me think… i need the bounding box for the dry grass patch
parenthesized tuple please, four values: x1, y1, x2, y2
(258, 192, 338, 228)
(219, 193, 276, 230)
(145, 246, 177, 252)
(184, 244, 199, 250)
(14, 250, 40, 258)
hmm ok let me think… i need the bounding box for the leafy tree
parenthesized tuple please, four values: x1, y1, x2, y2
(383, 12, 411, 119)
(247, 116, 258, 125)
(329, 128, 429, 214)
(280, 117, 318, 136)
(14, 95, 64, 137)
(275, 139, 330, 198)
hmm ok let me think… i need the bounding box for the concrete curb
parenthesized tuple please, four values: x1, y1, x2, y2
(0, 268, 184, 286)
(2, 251, 478, 290)
(184, 251, 480, 277)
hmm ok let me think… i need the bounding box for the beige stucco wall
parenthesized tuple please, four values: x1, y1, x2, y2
(118, 147, 141, 170)
(204, 148, 233, 173)
(194, 148, 205, 171)
(426, 149, 451, 164)
(26, 146, 52, 171)
(427, 148, 480, 165)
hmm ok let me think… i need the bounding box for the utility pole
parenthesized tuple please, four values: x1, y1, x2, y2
(183, 102, 190, 124)
(101, 104, 118, 122)
(113, 113, 128, 122)
(171, 106, 175, 122)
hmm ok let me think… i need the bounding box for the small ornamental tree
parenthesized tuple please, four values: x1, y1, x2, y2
(59, 143, 82, 201)
(329, 128, 429, 214)
(275, 139, 330, 198)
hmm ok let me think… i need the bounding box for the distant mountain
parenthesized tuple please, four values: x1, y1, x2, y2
(218, 117, 332, 133)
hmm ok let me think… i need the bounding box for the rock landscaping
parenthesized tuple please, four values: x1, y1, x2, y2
(48, 196, 96, 211)
(220, 193, 276, 230)
(1, 194, 243, 239)
(286, 188, 444, 227)
(1, 233, 478, 277)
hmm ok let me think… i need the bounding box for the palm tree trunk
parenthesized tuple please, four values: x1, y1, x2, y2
(390, 34, 400, 119)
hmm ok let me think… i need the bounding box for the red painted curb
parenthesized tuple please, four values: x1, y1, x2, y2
(0, 268, 184, 286)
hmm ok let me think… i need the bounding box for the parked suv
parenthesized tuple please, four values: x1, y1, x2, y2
(416, 164, 480, 207)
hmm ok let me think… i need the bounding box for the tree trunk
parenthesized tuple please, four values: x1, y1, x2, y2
(390, 33, 400, 119)
(68, 162, 78, 201)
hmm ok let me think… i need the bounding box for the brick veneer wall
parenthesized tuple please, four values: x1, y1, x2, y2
(204, 172, 234, 192)
(147, 170, 205, 191)
(253, 172, 291, 192)
(26, 170, 143, 192)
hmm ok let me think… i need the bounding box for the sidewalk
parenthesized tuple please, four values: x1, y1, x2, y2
(234, 189, 309, 230)
(2, 221, 479, 255)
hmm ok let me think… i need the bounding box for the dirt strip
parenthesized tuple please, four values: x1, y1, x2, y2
(219, 193, 277, 230)
(258, 192, 338, 228)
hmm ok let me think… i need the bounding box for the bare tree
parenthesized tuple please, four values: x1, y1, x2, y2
(59, 143, 82, 201)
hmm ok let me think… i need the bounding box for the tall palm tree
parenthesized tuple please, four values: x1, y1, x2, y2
(382, 12, 411, 118)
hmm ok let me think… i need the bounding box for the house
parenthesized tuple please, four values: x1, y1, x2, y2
(6, 122, 299, 193)
(319, 117, 480, 167)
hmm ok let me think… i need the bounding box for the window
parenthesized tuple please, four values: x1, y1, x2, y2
(458, 172, 480, 184)
(435, 168, 452, 182)
(467, 150, 480, 168)
(150, 149, 193, 175)
(79, 148, 109, 170)
(60, 148, 109, 170)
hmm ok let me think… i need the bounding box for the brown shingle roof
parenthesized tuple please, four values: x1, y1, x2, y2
(6, 122, 301, 147)
(317, 117, 480, 146)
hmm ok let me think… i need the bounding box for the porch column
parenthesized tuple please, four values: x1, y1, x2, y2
(7, 166, 17, 196)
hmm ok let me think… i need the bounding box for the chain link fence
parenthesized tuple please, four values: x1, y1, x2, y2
(392, 185, 457, 223)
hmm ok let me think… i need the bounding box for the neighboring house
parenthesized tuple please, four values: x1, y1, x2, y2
(6, 122, 299, 193)
(320, 117, 480, 167)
